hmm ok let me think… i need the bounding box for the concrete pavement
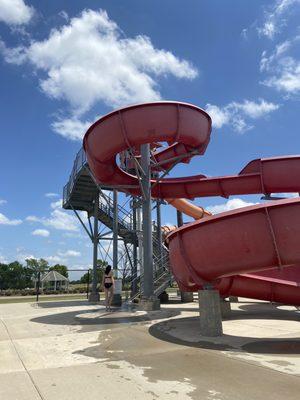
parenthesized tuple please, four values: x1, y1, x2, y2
(0, 296, 299, 399)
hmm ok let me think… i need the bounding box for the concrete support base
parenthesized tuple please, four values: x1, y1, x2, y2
(198, 290, 223, 337)
(180, 291, 194, 303)
(220, 299, 231, 319)
(158, 291, 169, 303)
(111, 293, 122, 307)
(88, 292, 100, 303)
(229, 296, 239, 303)
(139, 298, 160, 311)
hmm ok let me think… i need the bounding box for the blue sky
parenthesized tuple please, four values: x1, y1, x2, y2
(0, 0, 299, 273)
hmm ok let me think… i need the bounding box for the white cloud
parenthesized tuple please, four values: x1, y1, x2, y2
(0, 0, 34, 26)
(58, 10, 69, 22)
(259, 21, 276, 39)
(51, 117, 93, 141)
(32, 229, 50, 237)
(270, 192, 299, 198)
(27, 209, 79, 232)
(207, 198, 258, 214)
(0, 199, 7, 205)
(58, 250, 81, 257)
(0, 9, 198, 140)
(26, 199, 80, 232)
(205, 99, 279, 133)
(0, 254, 8, 264)
(50, 199, 62, 209)
(45, 192, 59, 198)
(0, 40, 27, 64)
(45, 255, 63, 263)
(263, 56, 300, 94)
(232, 99, 280, 118)
(258, 0, 300, 39)
(16, 252, 36, 263)
(205, 104, 230, 129)
(26, 215, 39, 222)
(260, 32, 300, 95)
(0, 212, 22, 225)
(63, 232, 84, 238)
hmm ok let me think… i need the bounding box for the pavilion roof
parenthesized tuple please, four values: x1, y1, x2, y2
(41, 270, 69, 282)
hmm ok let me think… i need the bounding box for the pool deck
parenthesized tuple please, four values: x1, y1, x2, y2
(0, 295, 299, 400)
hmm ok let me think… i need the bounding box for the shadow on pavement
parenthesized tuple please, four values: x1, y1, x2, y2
(149, 309, 300, 355)
(30, 306, 180, 332)
(35, 300, 90, 308)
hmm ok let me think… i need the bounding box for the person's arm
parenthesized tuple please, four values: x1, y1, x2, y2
(101, 274, 105, 290)
(111, 272, 115, 287)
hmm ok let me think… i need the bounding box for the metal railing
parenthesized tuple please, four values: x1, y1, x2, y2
(129, 231, 172, 301)
(63, 148, 87, 206)
(99, 195, 133, 231)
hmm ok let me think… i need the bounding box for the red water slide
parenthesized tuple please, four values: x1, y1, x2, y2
(84, 101, 300, 305)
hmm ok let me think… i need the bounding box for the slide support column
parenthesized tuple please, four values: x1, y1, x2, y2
(198, 287, 223, 336)
(177, 210, 193, 303)
(131, 196, 138, 297)
(139, 143, 160, 311)
(89, 193, 100, 302)
(112, 189, 122, 306)
(156, 199, 163, 269)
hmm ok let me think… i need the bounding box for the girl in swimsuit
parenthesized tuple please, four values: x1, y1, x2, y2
(102, 265, 114, 311)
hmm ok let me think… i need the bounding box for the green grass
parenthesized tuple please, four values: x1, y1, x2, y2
(0, 286, 179, 305)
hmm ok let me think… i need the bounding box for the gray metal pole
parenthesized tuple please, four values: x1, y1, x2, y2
(132, 196, 138, 296)
(89, 193, 100, 302)
(156, 200, 163, 269)
(140, 144, 154, 298)
(113, 189, 118, 276)
(176, 208, 193, 303)
(177, 210, 183, 227)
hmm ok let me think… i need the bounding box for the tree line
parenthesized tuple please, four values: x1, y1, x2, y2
(0, 258, 68, 290)
(0, 258, 111, 290)
(0, 256, 135, 291)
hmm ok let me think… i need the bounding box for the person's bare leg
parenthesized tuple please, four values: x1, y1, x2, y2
(108, 289, 114, 310)
(105, 289, 108, 311)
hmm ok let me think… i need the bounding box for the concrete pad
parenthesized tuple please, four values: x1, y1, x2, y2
(0, 302, 100, 340)
(0, 298, 299, 400)
(14, 331, 106, 370)
(31, 362, 196, 400)
(0, 341, 24, 373)
(0, 321, 10, 341)
(0, 372, 41, 400)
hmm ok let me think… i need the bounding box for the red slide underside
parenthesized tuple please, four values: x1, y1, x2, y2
(84, 101, 300, 305)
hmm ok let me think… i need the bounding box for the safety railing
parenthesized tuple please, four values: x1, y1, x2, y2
(63, 148, 87, 206)
(98, 196, 133, 232)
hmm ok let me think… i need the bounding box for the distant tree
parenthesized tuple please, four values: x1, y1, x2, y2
(80, 259, 108, 284)
(0, 261, 33, 290)
(97, 259, 108, 269)
(49, 264, 68, 278)
(80, 269, 103, 284)
(9, 261, 27, 289)
(0, 263, 9, 290)
(25, 258, 49, 280)
(69, 279, 81, 284)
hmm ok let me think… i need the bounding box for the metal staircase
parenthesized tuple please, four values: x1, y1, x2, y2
(63, 147, 173, 300)
(96, 196, 136, 244)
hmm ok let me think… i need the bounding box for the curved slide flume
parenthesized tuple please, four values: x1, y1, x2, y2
(84, 101, 300, 305)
